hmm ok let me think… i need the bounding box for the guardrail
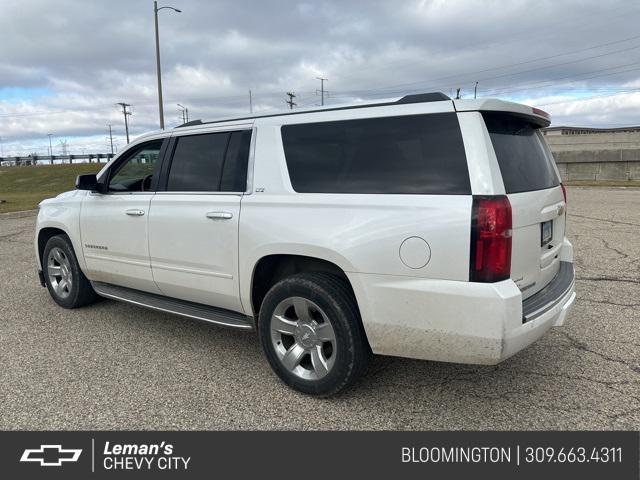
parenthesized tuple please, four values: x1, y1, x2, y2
(0, 153, 115, 166)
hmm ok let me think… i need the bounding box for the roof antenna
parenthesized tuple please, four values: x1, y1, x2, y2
(455, 88, 461, 99)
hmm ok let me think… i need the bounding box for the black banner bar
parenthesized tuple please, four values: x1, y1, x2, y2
(1, 431, 637, 479)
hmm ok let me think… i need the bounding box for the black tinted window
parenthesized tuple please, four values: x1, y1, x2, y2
(281, 113, 470, 194)
(167, 130, 251, 192)
(483, 113, 560, 193)
(220, 130, 252, 192)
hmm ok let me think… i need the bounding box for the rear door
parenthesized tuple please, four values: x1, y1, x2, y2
(482, 112, 565, 299)
(148, 129, 252, 312)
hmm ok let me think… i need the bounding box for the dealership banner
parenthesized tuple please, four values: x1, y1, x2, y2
(0, 431, 637, 479)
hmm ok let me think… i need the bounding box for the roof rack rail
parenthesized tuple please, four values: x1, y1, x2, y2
(176, 119, 203, 128)
(177, 92, 451, 128)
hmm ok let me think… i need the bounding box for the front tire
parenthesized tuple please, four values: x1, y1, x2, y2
(43, 235, 98, 309)
(258, 272, 370, 396)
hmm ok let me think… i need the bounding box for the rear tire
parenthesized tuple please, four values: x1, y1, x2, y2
(43, 235, 98, 309)
(258, 272, 370, 396)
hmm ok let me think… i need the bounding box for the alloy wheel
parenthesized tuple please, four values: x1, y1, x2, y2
(47, 247, 73, 299)
(270, 296, 337, 381)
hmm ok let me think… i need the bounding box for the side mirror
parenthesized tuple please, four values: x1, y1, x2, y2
(75, 174, 105, 192)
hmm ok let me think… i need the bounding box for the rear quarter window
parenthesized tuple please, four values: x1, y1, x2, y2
(281, 113, 471, 194)
(483, 112, 560, 194)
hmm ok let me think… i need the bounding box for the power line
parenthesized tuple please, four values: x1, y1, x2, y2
(332, 3, 640, 82)
(0, 91, 315, 119)
(486, 61, 640, 97)
(536, 88, 640, 107)
(336, 40, 640, 98)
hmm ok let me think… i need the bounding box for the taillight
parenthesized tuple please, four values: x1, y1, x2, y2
(470, 196, 512, 282)
(561, 183, 567, 209)
(532, 107, 550, 120)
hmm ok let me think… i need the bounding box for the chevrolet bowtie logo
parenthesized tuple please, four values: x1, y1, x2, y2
(20, 445, 82, 467)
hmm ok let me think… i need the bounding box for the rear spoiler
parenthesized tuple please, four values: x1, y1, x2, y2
(453, 98, 551, 127)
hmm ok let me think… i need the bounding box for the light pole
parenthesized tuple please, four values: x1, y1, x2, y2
(154, 1, 181, 130)
(177, 103, 189, 124)
(47, 133, 53, 157)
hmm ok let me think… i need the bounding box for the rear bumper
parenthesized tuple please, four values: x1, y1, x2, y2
(348, 261, 575, 365)
(522, 261, 574, 323)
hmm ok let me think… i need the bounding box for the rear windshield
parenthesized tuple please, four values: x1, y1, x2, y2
(281, 113, 471, 194)
(483, 112, 560, 194)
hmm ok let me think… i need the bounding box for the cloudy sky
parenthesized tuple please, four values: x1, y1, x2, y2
(2, 0, 640, 156)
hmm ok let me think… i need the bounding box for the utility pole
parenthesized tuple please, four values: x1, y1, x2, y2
(474, 81, 478, 99)
(107, 124, 114, 155)
(117, 103, 132, 144)
(285, 91, 297, 110)
(47, 133, 53, 164)
(249, 89, 253, 113)
(316, 77, 328, 106)
(177, 103, 189, 124)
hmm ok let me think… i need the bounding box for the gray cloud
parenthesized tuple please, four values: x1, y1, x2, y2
(2, 0, 640, 155)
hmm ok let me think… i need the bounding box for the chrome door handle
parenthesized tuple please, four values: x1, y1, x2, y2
(125, 209, 145, 216)
(206, 211, 233, 220)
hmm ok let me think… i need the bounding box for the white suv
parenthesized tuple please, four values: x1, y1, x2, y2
(35, 92, 576, 396)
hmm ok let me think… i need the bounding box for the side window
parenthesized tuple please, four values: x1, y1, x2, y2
(166, 130, 251, 192)
(108, 140, 163, 192)
(221, 130, 252, 192)
(281, 113, 470, 194)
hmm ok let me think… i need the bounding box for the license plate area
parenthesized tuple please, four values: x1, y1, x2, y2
(541, 220, 553, 247)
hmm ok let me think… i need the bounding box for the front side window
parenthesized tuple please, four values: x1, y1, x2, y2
(166, 130, 251, 192)
(281, 113, 471, 194)
(108, 141, 163, 192)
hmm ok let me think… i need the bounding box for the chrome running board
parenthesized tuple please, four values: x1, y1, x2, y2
(92, 281, 254, 330)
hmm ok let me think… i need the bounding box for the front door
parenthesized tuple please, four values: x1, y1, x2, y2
(148, 129, 252, 312)
(80, 139, 165, 293)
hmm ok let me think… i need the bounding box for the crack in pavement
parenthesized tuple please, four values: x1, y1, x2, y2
(599, 238, 632, 259)
(579, 298, 640, 309)
(557, 330, 640, 375)
(607, 405, 640, 423)
(568, 213, 640, 228)
(0, 228, 30, 242)
(577, 276, 640, 284)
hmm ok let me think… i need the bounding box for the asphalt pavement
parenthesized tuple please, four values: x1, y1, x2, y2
(0, 187, 638, 430)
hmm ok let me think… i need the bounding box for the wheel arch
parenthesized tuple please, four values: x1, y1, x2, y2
(249, 254, 355, 317)
(249, 253, 372, 356)
(37, 227, 69, 269)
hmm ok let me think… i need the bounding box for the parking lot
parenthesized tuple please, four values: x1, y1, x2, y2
(0, 186, 638, 430)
